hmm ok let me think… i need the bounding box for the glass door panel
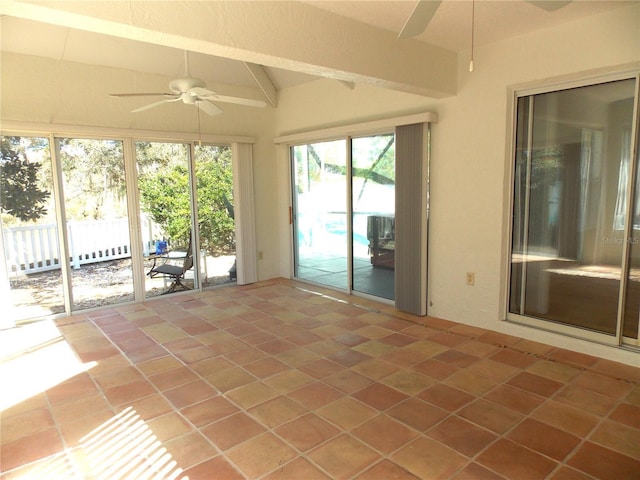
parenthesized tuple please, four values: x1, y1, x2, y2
(58, 138, 134, 310)
(135, 141, 194, 298)
(509, 79, 637, 336)
(352, 134, 395, 299)
(292, 140, 348, 290)
(1, 136, 65, 324)
(194, 144, 236, 287)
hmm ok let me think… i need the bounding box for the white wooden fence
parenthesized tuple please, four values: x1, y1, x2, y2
(3, 216, 159, 276)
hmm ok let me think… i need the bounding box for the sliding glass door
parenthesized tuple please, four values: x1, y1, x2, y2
(352, 134, 395, 299)
(194, 144, 236, 288)
(509, 78, 639, 344)
(57, 138, 135, 310)
(292, 140, 348, 290)
(2, 130, 238, 323)
(136, 141, 194, 298)
(292, 135, 396, 300)
(1, 136, 64, 324)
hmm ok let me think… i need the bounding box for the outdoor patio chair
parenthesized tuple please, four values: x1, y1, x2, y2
(148, 236, 193, 294)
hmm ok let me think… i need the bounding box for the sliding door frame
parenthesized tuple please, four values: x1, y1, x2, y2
(277, 112, 437, 309)
(1, 121, 256, 322)
(505, 69, 640, 348)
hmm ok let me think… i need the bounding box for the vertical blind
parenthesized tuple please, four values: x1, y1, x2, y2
(395, 123, 429, 315)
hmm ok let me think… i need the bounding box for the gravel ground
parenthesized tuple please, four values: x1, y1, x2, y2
(9, 255, 235, 315)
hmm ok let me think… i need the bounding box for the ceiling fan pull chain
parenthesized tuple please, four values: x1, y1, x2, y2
(469, 0, 475, 72)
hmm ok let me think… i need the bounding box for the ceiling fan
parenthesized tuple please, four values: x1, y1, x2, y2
(398, 0, 572, 39)
(110, 51, 267, 115)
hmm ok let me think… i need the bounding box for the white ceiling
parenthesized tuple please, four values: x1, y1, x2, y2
(0, 0, 633, 93)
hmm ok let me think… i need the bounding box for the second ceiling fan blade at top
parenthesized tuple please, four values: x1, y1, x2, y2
(398, 0, 442, 39)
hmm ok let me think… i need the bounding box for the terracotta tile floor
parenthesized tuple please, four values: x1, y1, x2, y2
(2, 279, 639, 479)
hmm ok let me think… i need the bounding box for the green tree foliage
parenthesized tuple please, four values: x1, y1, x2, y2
(137, 144, 235, 254)
(195, 146, 235, 255)
(0, 136, 51, 221)
(58, 138, 126, 220)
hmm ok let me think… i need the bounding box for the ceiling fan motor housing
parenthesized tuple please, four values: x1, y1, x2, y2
(169, 77, 206, 94)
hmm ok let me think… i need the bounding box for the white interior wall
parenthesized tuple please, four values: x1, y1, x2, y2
(274, 4, 640, 366)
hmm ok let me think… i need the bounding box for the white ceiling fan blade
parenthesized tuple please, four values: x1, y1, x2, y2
(196, 99, 223, 116)
(204, 94, 267, 108)
(190, 87, 266, 108)
(398, 0, 442, 39)
(526, 0, 571, 12)
(110, 92, 175, 98)
(190, 87, 218, 97)
(131, 97, 180, 113)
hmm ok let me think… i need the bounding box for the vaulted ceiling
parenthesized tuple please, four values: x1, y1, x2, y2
(0, 0, 633, 100)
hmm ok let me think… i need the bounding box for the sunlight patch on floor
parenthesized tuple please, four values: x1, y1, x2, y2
(0, 320, 96, 412)
(4, 408, 188, 480)
(75, 407, 186, 480)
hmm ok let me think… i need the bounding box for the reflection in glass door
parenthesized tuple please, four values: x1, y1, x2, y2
(509, 78, 638, 342)
(292, 140, 348, 290)
(58, 138, 134, 310)
(1, 136, 65, 323)
(352, 135, 395, 299)
(622, 127, 640, 343)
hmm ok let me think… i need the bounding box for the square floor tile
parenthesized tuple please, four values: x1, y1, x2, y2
(506, 418, 581, 461)
(226, 432, 297, 479)
(181, 456, 245, 480)
(275, 413, 340, 451)
(484, 384, 545, 414)
(386, 397, 449, 432)
(418, 384, 476, 412)
(507, 372, 563, 398)
(352, 383, 408, 411)
(201, 412, 266, 451)
(568, 441, 640, 480)
(391, 436, 468, 480)
(427, 415, 498, 457)
(248, 395, 306, 428)
(163, 380, 218, 409)
(1, 428, 64, 472)
(531, 400, 600, 437)
(308, 434, 381, 480)
(352, 414, 418, 454)
(289, 382, 344, 410)
(458, 399, 524, 434)
(225, 381, 279, 409)
(477, 439, 557, 479)
(261, 457, 331, 480)
(316, 397, 378, 430)
(180, 396, 239, 427)
(163, 432, 218, 470)
(354, 459, 421, 479)
(589, 419, 640, 459)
